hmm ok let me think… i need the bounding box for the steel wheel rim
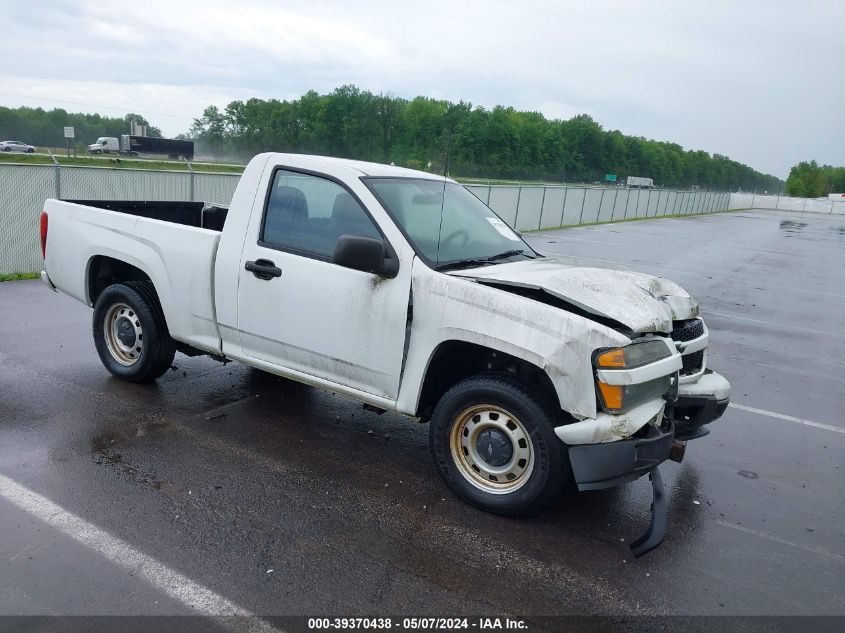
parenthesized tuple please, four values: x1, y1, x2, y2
(449, 404, 534, 494)
(103, 303, 143, 366)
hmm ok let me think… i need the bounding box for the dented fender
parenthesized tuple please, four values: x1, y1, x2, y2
(395, 259, 631, 419)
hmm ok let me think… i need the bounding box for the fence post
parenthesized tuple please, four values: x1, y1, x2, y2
(48, 150, 61, 198)
(558, 186, 568, 227)
(486, 185, 492, 205)
(611, 187, 619, 221)
(578, 188, 587, 225)
(537, 185, 547, 230)
(597, 188, 605, 223)
(513, 185, 522, 229)
(182, 157, 195, 201)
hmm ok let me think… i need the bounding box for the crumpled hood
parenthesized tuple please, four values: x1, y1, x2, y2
(452, 257, 699, 333)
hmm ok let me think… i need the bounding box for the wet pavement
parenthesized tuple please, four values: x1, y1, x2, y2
(0, 209, 843, 623)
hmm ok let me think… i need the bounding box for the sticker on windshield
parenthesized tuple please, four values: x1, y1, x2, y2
(486, 217, 521, 241)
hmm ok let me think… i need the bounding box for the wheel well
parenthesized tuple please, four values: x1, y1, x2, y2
(88, 256, 151, 304)
(416, 341, 560, 422)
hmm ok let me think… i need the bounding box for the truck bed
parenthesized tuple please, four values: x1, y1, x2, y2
(42, 198, 226, 355)
(65, 200, 229, 231)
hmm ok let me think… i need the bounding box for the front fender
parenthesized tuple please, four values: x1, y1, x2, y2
(396, 260, 630, 418)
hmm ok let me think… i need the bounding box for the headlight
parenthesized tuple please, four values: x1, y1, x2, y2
(594, 340, 672, 369)
(593, 340, 674, 413)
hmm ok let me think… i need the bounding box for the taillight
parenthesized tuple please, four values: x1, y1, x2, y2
(40, 211, 48, 258)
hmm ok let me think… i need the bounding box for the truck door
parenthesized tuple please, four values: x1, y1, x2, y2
(235, 168, 411, 400)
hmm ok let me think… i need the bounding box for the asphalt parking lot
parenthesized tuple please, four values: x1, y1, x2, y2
(1, 209, 843, 627)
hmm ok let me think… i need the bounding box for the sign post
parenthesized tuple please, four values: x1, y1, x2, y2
(63, 126, 75, 158)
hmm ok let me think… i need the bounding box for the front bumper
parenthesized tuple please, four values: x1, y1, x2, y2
(40, 270, 56, 292)
(670, 370, 730, 440)
(567, 421, 674, 491)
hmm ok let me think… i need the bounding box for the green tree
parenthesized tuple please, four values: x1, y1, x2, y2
(181, 85, 783, 190)
(785, 161, 826, 197)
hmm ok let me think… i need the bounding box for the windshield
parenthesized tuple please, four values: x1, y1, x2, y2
(365, 178, 537, 269)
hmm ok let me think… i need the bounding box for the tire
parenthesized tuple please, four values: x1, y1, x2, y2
(429, 374, 569, 516)
(92, 281, 176, 382)
(2, 147, 9, 152)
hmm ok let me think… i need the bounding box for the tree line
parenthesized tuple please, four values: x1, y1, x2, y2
(190, 85, 782, 191)
(784, 161, 845, 197)
(1, 92, 785, 192)
(0, 106, 160, 148)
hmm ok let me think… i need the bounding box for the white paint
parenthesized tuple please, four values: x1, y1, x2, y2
(0, 474, 280, 631)
(554, 399, 665, 445)
(716, 520, 845, 564)
(679, 371, 730, 401)
(453, 257, 698, 333)
(729, 403, 845, 435)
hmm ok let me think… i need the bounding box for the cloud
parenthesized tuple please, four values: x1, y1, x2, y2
(1, 0, 842, 177)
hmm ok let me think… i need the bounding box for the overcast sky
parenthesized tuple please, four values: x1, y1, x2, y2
(1, 0, 842, 177)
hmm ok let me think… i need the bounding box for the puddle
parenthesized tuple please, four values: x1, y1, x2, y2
(779, 220, 807, 234)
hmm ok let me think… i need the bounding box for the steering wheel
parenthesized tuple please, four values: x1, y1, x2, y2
(440, 229, 470, 250)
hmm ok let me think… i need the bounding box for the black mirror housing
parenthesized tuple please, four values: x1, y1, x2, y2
(332, 235, 397, 277)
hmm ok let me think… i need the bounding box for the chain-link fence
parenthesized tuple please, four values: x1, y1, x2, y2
(466, 185, 731, 232)
(728, 192, 845, 215)
(0, 163, 240, 274)
(1, 162, 732, 274)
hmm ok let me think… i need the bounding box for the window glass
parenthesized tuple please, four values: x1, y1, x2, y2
(365, 178, 534, 267)
(262, 169, 381, 259)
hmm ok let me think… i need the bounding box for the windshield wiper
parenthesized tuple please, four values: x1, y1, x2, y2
(436, 249, 533, 272)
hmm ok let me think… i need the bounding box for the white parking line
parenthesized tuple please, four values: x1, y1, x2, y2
(716, 520, 844, 564)
(0, 474, 280, 632)
(729, 403, 845, 435)
(704, 311, 845, 338)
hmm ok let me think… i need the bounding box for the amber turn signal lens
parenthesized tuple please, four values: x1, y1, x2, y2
(596, 380, 623, 410)
(596, 348, 626, 368)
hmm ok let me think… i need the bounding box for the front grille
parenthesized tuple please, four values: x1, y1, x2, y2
(671, 319, 705, 376)
(671, 319, 704, 342)
(681, 350, 704, 375)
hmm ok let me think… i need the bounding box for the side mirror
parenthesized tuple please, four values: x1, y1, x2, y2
(332, 235, 398, 277)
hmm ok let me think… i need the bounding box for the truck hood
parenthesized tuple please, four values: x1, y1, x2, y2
(451, 257, 699, 333)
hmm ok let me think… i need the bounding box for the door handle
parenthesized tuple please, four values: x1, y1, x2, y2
(245, 259, 282, 280)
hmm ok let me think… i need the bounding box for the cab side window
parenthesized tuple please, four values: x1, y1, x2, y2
(261, 170, 381, 259)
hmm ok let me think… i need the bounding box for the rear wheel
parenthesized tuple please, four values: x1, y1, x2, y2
(92, 282, 175, 382)
(430, 374, 569, 516)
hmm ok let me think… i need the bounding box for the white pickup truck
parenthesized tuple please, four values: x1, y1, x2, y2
(40, 153, 730, 555)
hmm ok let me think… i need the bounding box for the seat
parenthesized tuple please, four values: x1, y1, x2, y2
(331, 191, 379, 240)
(264, 186, 309, 244)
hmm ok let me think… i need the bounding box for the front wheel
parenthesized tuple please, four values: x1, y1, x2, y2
(430, 374, 569, 516)
(27, 148, 34, 153)
(92, 281, 175, 382)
